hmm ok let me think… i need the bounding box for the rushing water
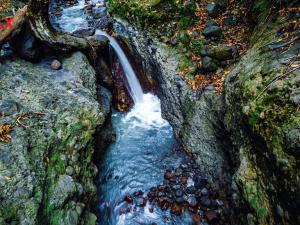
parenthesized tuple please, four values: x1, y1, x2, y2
(96, 30, 144, 103)
(55, 0, 88, 32)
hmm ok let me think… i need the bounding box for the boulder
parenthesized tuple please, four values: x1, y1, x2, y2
(201, 56, 219, 72)
(91, 16, 114, 30)
(72, 28, 96, 38)
(0, 52, 111, 225)
(285, 129, 300, 156)
(202, 20, 222, 38)
(92, 6, 107, 19)
(10, 22, 42, 62)
(211, 44, 238, 61)
(49, 175, 77, 208)
(202, 25, 222, 38)
(205, 3, 223, 18)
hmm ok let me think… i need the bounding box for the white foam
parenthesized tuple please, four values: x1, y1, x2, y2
(124, 93, 169, 129)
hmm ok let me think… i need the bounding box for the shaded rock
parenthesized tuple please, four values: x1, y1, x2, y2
(191, 213, 202, 224)
(92, 16, 114, 30)
(201, 56, 219, 72)
(50, 175, 77, 208)
(187, 196, 198, 208)
(223, 16, 239, 26)
(124, 195, 133, 204)
(171, 203, 182, 216)
(10, 22, 42, 62)
(205, 210, 218, 223)
(200, 196, 211, 207)
(202, 24, 222, 38)
(175, 197, 185, 204)
(180, 176, 188, 185)
(206, 3, 222, 18)
(186, 186, 197, 194)
(72, 28, 95, 38)
(211, 45, 237, 61)
(175, 190, 183, 197)
(285, 129, 300, 156)
(92, 6, 107, 19)
(201, 188, 209, 196)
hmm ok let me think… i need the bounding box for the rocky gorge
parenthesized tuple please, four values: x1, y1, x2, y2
(0, 0, 299, 225)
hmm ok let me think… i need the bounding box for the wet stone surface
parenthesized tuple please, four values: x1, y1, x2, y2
(120, 163, 231, 225)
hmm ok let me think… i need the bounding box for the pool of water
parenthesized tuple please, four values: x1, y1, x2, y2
(97, 94, 196, 225)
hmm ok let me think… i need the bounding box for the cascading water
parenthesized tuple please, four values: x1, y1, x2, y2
(54, 0, 88, 32)
(95, 30, 144, 103)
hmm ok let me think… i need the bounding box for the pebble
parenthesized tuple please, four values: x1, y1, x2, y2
(121, 164, 229, 224)
(124, 195, 133, 204)
(171, 203, 182, 215)
(133, 190, 143, 196)
(175, 190, 183, 197)
(51, 59, 61, 70)
(205, 210, 218, 222)
(187, 196, 198, 208)
(135, 197, 146, 207)
(186, 186, 196, 194)
(180, 176, 188, 185)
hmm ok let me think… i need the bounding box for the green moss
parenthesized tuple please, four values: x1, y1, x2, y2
(225, 16, 300, 224)
(0, 204, 19, 222)
(0, 0, 26, 18)
(245, 184, 268, 221)
(107, 0, 195, 34)
(50, 152, 66, 175)
(190, 39, 205, 56)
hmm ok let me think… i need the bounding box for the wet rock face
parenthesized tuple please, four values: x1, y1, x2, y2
(224, 19, 300, 225)
(10, 22, 42, 62)
(0, 52, 111, 225)
(121, 163, 231, 224)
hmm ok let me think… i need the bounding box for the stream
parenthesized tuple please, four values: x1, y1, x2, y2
(51, 1, 228, 224)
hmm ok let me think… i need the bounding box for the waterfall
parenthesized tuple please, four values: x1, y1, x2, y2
(95, 30, 144, 103)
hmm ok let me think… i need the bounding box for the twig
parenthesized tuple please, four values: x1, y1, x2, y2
(16, 113, 30, 129)
(254, 65, 300, 101)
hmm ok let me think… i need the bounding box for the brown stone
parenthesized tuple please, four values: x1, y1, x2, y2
(191, 213, 202, 224)
(124, 195, 133, 204)
(51, 59, 62, 70)
(180, 176, 188, 185)
(205, 210, 218, 222)
(149, 206, 154, 213)
(164, 171, 174, 180)
(171, 203, 182, 216)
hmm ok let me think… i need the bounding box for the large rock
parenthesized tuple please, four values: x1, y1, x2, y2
(0, 52, 111, 225)
(92, 6, 107, 19)
(72, 28, 96, 38)
(202, 20, 222, 38)
(224, 20, 300, 225)
(90, 16, 114, 31)
(205, 2, 223, 18)
(201, 56, 219, 72)
(10, 22, 42, 62)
